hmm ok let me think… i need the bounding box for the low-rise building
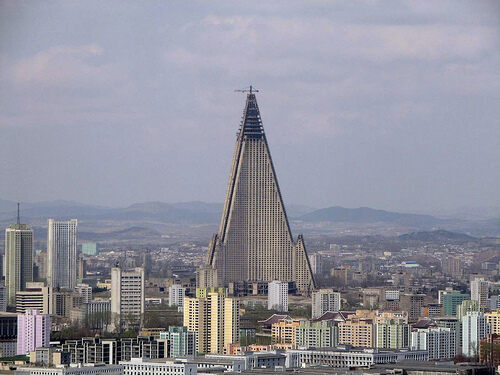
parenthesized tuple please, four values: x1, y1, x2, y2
(285, 347, 428, 368)
(16, 364, 123, 375)
(121, 358, 196, 375)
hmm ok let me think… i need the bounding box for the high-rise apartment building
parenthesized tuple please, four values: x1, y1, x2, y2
(47, 219, 78, 290)
(442, 256, 462, 277)
(311, 289, 341, 319)
(111, 267, 144, 331)
(200, 90, 315, 294)
(400, 294, 425, 322)
(159, 326, 197, 357)
(485, 310, 500, 335)
(375, 318, 410, 349)
(295, 320, 338, 348)
(17, 310, 50, 355)
(338, 312, 374, 348)
(268, 281, 288, 312)
(183, 288, 240, 354)
(271, 318, 301, 347)
(309, 253, 322, 275)
(169, 284, 185, 312)
(338, 319, 374, 348)
(5, 223, 33, 305)
(471, 277, 489, 308)
(462, 311, 491, 357)
(411, 327, 457, 360)
(75, 284, 92, 304)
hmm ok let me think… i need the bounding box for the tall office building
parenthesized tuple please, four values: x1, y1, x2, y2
(17, 310, 50, 355)
(111, 267, 144, 331)
(169, 284, 185, 312)
(183, 288, 240, 354)
(311, 289, 341, 319)
(268, 281, 288, 312)
(5, 221, 33, 305)
(200, 90, 315, 294)
(471, 277, 489, 308)
(47, 219, 78, 290)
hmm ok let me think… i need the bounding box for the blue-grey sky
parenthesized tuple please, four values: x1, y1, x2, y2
(1, 0, 499, 213)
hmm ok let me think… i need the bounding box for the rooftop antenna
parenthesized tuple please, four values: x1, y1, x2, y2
(234, 85, 259, 94)
(17, 202, 20, 226)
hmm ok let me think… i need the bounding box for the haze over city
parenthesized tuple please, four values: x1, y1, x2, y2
(1, 1, 499, 214)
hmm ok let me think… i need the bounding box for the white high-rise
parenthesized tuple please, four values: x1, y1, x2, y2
(47, 219, 78, 290)
(169, 284, 185, 312)
(411, 327, 456, 360)
(111, 267, 144, 331)
(312, 289, 341, 319)
(462, 311, 491, 357)
(268, 281, 288, 312)
(471, 277, 489, 308)
(5, 223, 33, 305)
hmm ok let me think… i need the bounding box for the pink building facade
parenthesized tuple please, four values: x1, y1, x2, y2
(17, 310, 50, 355)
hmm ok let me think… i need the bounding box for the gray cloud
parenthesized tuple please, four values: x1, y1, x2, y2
(0, 0, 499, 214)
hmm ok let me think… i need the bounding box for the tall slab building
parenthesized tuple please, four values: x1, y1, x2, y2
(47, 219, 78, 290)
(200, 90, 315, 294)
(5, 223, 33, 305)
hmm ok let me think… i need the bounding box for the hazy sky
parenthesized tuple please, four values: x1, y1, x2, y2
(1, 1, 499, 213)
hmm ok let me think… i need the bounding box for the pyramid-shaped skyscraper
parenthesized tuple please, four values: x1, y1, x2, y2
(199, 90, 315, 294)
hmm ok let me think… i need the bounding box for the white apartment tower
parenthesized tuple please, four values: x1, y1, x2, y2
(411, 327, 457, 360)
(5, 222, 33, 306)
(47, 219, 78, 290)
(200, 90, 315, 294)
(312, 289, 341, 319)
(268, 281, 288, 312)
(111, 266, 144, 331)
(462, 311, 491, 357)
(471, 277, 489, 308)
(169, 284, 185, 311)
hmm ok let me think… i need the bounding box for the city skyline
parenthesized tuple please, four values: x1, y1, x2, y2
(1, 1, 499, 213)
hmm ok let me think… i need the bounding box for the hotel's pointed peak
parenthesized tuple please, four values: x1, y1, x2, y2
(238, 89, 264, 138)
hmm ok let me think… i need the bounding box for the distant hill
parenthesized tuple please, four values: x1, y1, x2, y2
(299, 206, 442, 226)
(0, 199, 316, 224)
(398, 229, 476, 242)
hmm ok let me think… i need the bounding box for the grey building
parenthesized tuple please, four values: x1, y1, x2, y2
(200, 89, 315, 294)
(47, 219, 78, 290)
